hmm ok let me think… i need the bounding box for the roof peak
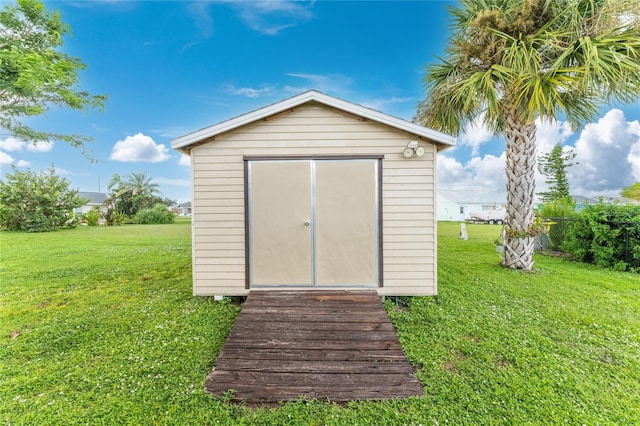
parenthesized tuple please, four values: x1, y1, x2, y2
(171, 91, 455, 152)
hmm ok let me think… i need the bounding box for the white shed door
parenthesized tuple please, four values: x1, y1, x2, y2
(248, 159, 378, 287)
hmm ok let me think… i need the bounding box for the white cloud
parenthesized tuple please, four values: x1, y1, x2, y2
(0, 151, 15, 165)
(186, 2, 214, 39)
(152, 126, 191, 138)
(0, 137, 25, 152)
(92, 124, 109, 133)
(0, 136, 53, 152)
(227, 0, 315, 35)
(27, 141, 54, 152)
(569, 109, 640, 196)
(629, 139, 640, 181)
(224, 84, 276, 98)
(459, 115, 494, 156)
(223, 73, 352, 100)
(154, 177, 191, 187)
(0, 151, 28, 168)
(437, 108, 640, 202)
(178, 155, 191, 167)
(438, 155, 470, 183)
(110, 133, 170, 163)
(535, 117, 574, 155)
(438, 153, 507, 202)
(467, 153, 507, 189)
(53, 168, 79, 176)
(0, 137, 53, 153)
(361, 96, 414, 111)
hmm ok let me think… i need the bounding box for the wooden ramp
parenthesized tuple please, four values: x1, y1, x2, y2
(205, 290, 423, 403)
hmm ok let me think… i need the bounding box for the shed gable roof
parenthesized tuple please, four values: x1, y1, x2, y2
(171, 90, 456, 152)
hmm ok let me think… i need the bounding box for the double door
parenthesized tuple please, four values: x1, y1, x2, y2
(247, 159, 379, 287)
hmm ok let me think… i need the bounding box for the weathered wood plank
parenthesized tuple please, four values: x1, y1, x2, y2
(239, 305, 385, 315)
(227, 329, 399, 341)
(207, 371, 421, 388)
(230, 320, 395, 332)
(214, 359, 414, 374)
(206, 385, 420, 402)
(240, 301, 386, 311)
(204, 290, 423, 403)
(239, 312, 392, 323)
(217, 348, 408, 362)
(223, 338, 403, 350)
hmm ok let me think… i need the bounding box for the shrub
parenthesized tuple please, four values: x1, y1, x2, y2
(134, 204, 175, 224)
(0, 166, 88, 232)
(538, 197, 576, 250)
(82, 208, 101, 226)
(564, 203, 640, 271)
(104, 209, 126, 226)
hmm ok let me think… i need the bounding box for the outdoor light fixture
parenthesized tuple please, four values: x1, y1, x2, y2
(403, 141, 425, 158)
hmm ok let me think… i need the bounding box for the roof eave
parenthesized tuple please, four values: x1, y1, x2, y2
(171, 90, 456, 151)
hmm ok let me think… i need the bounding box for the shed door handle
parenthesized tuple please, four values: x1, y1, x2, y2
(304, 221, 310, 226)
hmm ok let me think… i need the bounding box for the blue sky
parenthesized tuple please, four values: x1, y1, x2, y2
(1, 0, 639, 204)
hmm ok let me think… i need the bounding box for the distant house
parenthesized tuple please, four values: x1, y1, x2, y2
(534, 195, 639, 213)
(75, 192, 108, 217)
(437, 193, 464, 221)
(437, 191, 506, 221)
(169, 202, 192, 216)
(570, 195, 638, 211)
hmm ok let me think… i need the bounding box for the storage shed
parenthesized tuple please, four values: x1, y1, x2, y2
(172, 91, 455, 296)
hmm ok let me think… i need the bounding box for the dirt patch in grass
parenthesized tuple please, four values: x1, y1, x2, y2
(443, 350, 467, 374)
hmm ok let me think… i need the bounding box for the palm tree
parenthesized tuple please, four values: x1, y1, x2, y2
(416, 0, 640, 270)
(122, 172, 160, 198)
(104, 172, 161, 218)
(107, 173, 124, 195)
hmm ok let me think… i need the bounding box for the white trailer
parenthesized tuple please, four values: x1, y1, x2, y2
(468, 208, 506, 225)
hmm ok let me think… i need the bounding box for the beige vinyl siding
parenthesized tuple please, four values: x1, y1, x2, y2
(190, 102, 437, 296)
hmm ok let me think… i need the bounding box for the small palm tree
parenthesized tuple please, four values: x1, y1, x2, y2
(416, 0, 640, 270)
(104, 172, 161, 218)
(107, 173, 124, 196)
(123, 172, 160, 197)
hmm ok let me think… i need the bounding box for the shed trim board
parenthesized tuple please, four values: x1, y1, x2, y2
(245, 156, 383, 289)
(173, 90, 455, 297)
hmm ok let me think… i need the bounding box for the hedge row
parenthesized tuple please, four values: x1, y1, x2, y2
(560, 203, 640, 272)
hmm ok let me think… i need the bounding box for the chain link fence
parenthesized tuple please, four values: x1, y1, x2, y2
(544, 216, 575, 251)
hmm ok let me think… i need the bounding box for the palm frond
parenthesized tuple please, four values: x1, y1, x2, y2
(417, 0, 640, 133)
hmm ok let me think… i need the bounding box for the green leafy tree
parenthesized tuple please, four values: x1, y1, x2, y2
(0, 165, 88, 231)
(538, 144, 577, 203)
(0, 0, 106, 151)
(106, 172, 163, 218)
(415, 0, 640, 271)
(621, 182, 640, 201)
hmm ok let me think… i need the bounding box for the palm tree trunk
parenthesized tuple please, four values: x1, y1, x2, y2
(503, 113, 537, 270)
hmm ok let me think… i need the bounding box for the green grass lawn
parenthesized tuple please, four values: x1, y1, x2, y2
(1, 221, 639, 425)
